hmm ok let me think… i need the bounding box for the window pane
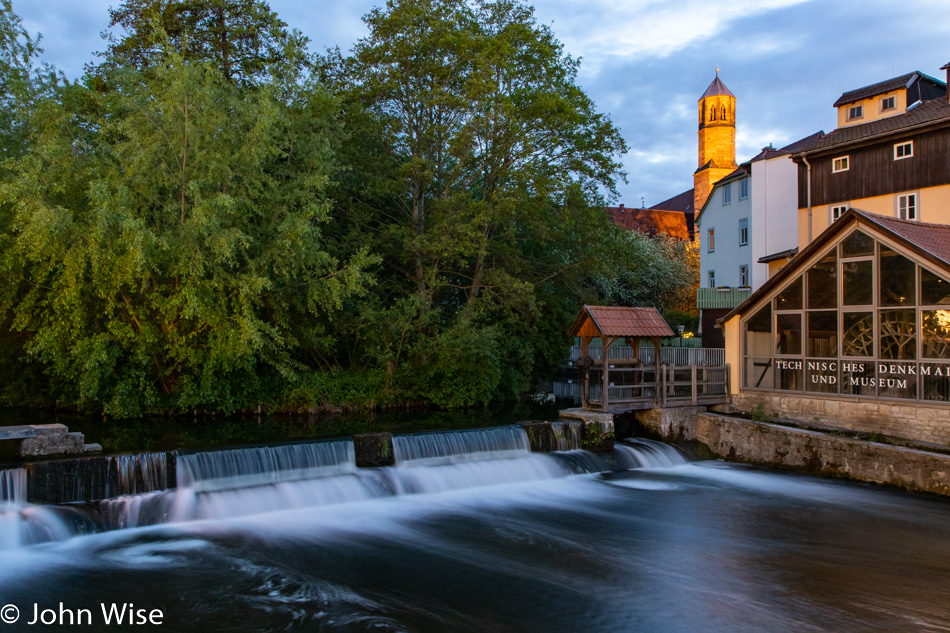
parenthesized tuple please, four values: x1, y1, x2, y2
(921, 267, 950, 305)
(922, 310, 950, 359)
(807, 311, 838, 357)
(879, 245, 915, 306)
(842, 260, 873, 305)
(775, 313, 802, 355)
(841, 230, 874, 257)
(775, 276, 802, 310)
(773, 359, 803, 391)
(840, 360, 875, 397)
(879, 309, 916, 360)
(745, 357, 773, 390)
(877, 361, 917, 399)
(842, 312, 874, 357)
(807, 253, 837, 309)
(921, 363, 950, 402)
(745, 304, 772, 357)
(806, 359, 838, 393)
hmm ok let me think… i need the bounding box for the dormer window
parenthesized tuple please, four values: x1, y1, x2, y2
(894, 141, 913, 160)
(833, 156, 850, 173)
(881, 96, 896, 111)
(848, 105, 863, 121)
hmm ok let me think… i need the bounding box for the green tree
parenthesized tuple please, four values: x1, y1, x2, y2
(321, 0, 628, 405)
(99, 0, 310, 84)
(0, 47, 373, 416)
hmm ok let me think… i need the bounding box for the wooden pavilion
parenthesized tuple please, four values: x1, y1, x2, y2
(568, 305, 674, 411)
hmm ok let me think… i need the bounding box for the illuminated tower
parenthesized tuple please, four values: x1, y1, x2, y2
(694, 70, 738, 212)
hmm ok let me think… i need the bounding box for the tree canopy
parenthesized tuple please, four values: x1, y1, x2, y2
(0, 0, 697, 416)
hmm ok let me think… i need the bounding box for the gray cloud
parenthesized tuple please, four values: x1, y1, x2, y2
(12, 0, 950, 207)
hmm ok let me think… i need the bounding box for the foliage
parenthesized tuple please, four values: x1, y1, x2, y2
(0, 43, 373, 415)
(98, 0, 311, 84)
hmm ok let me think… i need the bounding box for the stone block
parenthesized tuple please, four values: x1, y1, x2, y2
(353, 432, 395, 468)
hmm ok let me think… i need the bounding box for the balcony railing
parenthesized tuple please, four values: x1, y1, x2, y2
(569, 346, 725, 367)
(696, 286, 752, 310)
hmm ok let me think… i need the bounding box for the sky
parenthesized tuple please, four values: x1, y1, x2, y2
(12, 0, 950, 207)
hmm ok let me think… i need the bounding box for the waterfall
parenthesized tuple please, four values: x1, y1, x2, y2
(0, 468, 25, 506)
(177, 440, 356, 492)
(1, 468, 71, 550)
(614, 438, 687, 469)
(392, 426, 530, 466)
(549, 420, 583, 452)
(109, 453, 171, 497)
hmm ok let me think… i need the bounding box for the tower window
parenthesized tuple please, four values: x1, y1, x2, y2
(832, 156, 849, 173)
(881, 96, 896, 111)
(710, 105, 717, 121)
(894, 141, 913, 160)
(898, 193, 917, 220)
(848, 105, 863, 121)
(722, 184, 732, 205)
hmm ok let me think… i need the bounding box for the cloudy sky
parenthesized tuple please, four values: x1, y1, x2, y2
(13, 0, 950, 206)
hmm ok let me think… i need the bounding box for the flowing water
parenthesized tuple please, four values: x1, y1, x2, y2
(1, 430, 949, 632)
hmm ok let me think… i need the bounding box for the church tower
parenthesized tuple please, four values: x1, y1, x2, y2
(694, 71, 737, 213)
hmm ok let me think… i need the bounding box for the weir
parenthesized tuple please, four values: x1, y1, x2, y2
(0, 425, 688, 550)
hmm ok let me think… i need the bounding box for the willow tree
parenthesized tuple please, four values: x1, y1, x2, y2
(0, 45, 372, 415)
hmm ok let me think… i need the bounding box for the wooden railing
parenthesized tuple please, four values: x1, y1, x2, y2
(570, 346, 725, 367)
(696, 287, 752, 310)
(585, 364, 730, 409)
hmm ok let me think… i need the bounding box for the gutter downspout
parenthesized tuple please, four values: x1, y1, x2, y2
(801, 153, 813, 243)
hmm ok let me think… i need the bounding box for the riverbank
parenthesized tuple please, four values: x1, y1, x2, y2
(634, 407, 950, 496)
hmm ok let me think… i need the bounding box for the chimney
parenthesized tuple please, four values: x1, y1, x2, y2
(619, 203, 625, 213)
(943, 62, 950, 103)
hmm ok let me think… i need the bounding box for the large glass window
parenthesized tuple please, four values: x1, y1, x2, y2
(741, 229, 950, 402)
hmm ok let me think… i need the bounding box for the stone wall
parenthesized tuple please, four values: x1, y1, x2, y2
(732, 391, 950, 446)
(696, 412, 950, 496)
(635, 407, 705, 442)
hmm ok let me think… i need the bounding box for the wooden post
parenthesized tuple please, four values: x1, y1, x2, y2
(660, 364, 667, 407)
(601, 336, 610, 412)
(651, 336, 662, 407)
(691, 365, 698, 405)
(580, 336, 590, 410)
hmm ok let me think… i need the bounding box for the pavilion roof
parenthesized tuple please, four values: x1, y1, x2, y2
(568, 305, 674, 338)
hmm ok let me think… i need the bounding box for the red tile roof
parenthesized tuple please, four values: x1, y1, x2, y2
(569, 305, 674, 338)
(606, 206, 690, 240)
(860, 212, 950, 266)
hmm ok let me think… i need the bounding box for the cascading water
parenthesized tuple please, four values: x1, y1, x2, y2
(0, 468, 70, 550)
(7, 429, 695, 548)
(392, 425, 530, 466)
(549, 420, 583, 451)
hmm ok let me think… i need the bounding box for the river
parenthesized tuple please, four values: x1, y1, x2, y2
(0, 430, 948, 632)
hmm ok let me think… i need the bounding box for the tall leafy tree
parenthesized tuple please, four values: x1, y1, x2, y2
(99, 0, 310, 84)
(0, 44, 372, 415)
(322, 0, 630, 404)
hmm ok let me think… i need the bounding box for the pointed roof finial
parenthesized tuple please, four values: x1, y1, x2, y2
(716, 66, 719, 76)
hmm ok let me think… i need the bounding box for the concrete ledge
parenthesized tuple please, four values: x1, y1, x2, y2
(696, 412, 950, 496)
(559, 408, 614, 453)
(0, 425, 38, 441)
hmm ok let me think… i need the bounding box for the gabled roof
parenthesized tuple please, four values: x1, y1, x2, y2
(799, 98, 950, 155)
(719, 209, 950, 324)
(649, 189, 693, 214)
(832, 71, 945, 107)
(569, 305, 674, 338)
(701, 75, 734, 99)
(606, 206, 690, 240)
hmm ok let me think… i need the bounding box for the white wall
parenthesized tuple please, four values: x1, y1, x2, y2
(750, 154, 799, 289)
(696, 178, 753, 289)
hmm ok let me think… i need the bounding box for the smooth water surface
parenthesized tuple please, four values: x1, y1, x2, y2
(1, 440, 949, 632)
